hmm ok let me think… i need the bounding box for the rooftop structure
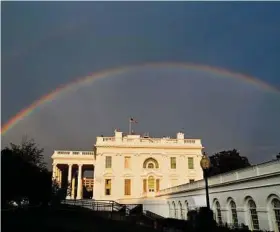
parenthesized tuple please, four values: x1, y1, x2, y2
(96, 130, 203, 148)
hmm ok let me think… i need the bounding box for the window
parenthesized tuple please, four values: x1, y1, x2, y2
(148, 176, 155, 192)
(173, 201, 177, 219)
(170, 157, 176, 169)
(185, 201, 189, 220)
(148, 163, 154, 169)
(105, 179, 111, 195)
(248, 199, 259, 230)
(189, 179, 195, 183)
(143, 158, 159, 168)
(214, 201, 222, 225)
(105, 156, 112, 169)
(230, 200, 238, 227)
(124, 157, 131, 169)
(178, 201, 184, 219)
(124, 179, 131, 195)
(272, 198, 280, 232)
(188, 157, 194, 169)
(143, 179, 147, 193)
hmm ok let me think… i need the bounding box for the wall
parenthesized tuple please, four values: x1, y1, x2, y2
(94, 132, 203, 201)
(132, 160, 280, 232)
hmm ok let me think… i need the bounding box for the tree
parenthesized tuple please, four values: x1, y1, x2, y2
(207, 149, 251, 177)
(1, 138, 52, 206)
(8, 137, 46, 171)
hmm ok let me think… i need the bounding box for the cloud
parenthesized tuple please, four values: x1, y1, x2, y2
(2, 66, 280, 169)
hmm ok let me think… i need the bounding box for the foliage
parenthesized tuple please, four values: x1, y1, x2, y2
(1, 138, 52, 206)
(208, 149, 251, 177)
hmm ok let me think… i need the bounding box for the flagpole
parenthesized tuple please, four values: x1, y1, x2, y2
(129, 118, 131, 135)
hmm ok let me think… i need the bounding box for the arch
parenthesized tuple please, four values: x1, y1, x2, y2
(143, 158, 159, 169)
(227, 198, 238, 227)
(267, 194, 280, 232)
(213, 198, 222, 225)
(244, 197, 260, 231)
(178, 201, 184, 219)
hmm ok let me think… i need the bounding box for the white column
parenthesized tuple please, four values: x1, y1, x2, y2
(58, 168, 62, 187)
(68, 164, 73, 183)
(66, 164, 73, 199)
(52, 163, 57, 180)
(92, 165, 95, 199)
(71, 177, 76, 199)
(77, 164, 83, 199)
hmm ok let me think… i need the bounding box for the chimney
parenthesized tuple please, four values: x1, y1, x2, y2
(114, 129, 123, 142)
(177, 132, 184, 140)
(177, 132, 184, 144)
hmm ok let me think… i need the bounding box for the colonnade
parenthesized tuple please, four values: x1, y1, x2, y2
(52, 163, 94, 199)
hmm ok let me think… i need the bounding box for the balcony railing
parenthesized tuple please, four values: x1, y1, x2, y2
(97, 137, 201, 146)
(53, 151, 95, 156)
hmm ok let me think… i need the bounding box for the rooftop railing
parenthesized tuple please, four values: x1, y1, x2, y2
(53, 150, 95, 156)
(97, 137, 201, 146)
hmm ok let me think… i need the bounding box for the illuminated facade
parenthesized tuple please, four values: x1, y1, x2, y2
(51, 130, 204, 200)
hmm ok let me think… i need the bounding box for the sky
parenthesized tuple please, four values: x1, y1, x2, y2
(1, 2, 280, 168)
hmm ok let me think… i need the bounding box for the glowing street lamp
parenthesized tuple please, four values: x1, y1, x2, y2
(200, 152, 211, 210)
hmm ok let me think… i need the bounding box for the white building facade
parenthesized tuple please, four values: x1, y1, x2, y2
(94, 130, 204, 200)
(119, 159, 280, 232)
(51, 130, 204, 200)
(51, 131, 280, 231)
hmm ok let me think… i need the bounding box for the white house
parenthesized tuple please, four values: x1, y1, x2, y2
(51, 131, 280, 232)
(52, 130, 204, 200)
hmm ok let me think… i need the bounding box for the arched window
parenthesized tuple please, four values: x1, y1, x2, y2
(143, 158, 159, 169)
(178, 201, 184, 219)
(148, 163, 154, 169)
(148, 176, 155, 192)
(272, 198, 280, 232)
(185, 200, 189, 220)
(229, 200, 238, 227)
(248, 199, 259, 230)
(214, 200, 222, 225)
(172, 201, 177, 218)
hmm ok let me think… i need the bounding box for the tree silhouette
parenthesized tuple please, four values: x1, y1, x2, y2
(1, 138, 52, 207)
(208, 149, 251, 177)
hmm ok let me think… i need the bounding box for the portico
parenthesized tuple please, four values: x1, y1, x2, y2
(51, 151, 95, 199)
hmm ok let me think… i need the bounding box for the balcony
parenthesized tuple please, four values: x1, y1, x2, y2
(53, 150, 95, 156)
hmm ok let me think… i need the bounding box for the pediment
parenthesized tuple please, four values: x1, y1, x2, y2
(141, 171, 163, 178)
(122, 173, 134, 178)
(103, 172, 115, 177)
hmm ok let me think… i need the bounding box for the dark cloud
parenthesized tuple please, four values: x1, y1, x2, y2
(2, 2, 280, 169)
(2, 66, 280, 168)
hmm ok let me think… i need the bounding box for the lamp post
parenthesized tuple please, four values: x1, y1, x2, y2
(200, 152, 211, 210)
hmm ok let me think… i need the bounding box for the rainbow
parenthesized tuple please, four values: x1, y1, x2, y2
(1, 62, 279, 135)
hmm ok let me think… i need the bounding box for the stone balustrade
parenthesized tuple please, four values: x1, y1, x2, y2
(96, 136, 201, 146)
(53, 150, 95, 156)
